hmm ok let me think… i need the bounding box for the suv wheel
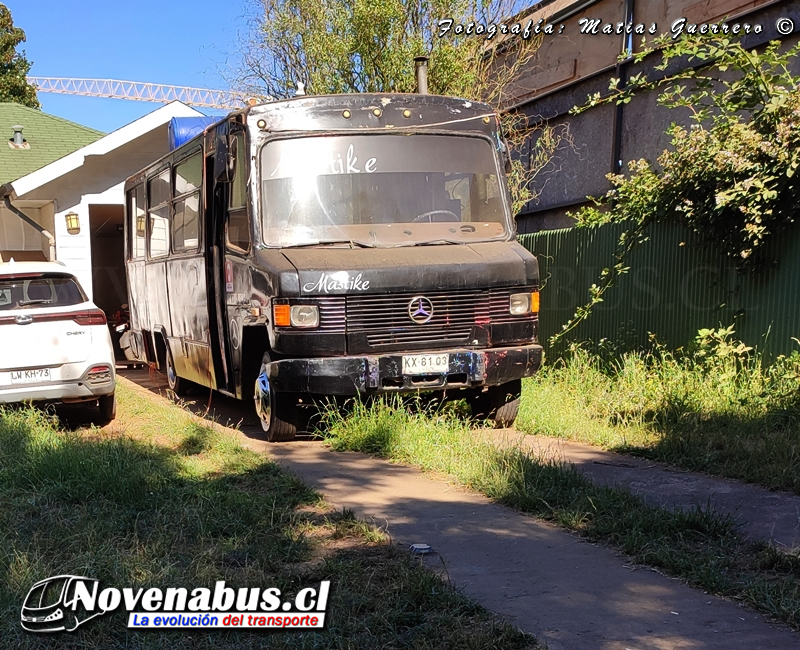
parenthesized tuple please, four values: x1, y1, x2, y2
(98, 391, 116, 423)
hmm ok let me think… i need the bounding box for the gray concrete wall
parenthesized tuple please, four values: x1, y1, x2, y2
(513, 0, 800, 232)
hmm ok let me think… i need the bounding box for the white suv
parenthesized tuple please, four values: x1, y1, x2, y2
(0, 261, 116, 422)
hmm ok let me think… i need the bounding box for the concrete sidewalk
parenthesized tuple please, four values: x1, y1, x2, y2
(267, 441, 797, 650)
(118, 371, 800, 649)
(481, 430, 800, 551)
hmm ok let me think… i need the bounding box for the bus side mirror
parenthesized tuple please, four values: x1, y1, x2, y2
(497, 137, 512, 174)
(214, 134, 237, 183)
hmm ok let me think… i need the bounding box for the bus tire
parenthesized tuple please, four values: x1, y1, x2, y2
(468, 379, 521, 428)
(255, 354, 298, 442)
(165, 345, 189, 396)
(265, 396, 299, 442)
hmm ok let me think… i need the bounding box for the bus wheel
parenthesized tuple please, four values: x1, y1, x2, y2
(254, 356, 298, 442)
(165, 346, 189, 396)
(468, 379, 521, 428)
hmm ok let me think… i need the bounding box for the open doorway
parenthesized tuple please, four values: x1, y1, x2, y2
(89, 204, 128, 358)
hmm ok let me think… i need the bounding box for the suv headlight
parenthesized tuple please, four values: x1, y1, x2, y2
(290, 305, 319, 328)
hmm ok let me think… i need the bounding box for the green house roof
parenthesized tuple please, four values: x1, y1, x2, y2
(0, 103, 104, 185)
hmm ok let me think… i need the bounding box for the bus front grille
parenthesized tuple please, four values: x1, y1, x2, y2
(366, 327, 473, 347)
(312, 288, 534, 349)
(346, 290, 490, 332)
(315, 297, 347, 331)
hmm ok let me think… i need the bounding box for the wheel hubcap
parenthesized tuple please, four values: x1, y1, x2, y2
(254, 365, 272, 431)
(167, 356, 177, 387)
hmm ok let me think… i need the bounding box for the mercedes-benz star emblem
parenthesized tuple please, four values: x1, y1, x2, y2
(408, 296, 434, 324)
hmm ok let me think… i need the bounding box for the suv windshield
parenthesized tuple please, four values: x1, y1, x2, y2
(260, 134, 510, 248)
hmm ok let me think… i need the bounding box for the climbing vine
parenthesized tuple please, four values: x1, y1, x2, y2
(552, 31, 800, 344)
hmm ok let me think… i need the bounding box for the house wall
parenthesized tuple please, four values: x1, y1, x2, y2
(20, 124, 175, 299)
(0, 203, 56, 262)
(0, 206, 43, 252)
(501, 0, 777, 107)
(499, 0, 626, 106)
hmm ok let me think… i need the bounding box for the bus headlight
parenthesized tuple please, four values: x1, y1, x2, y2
(510, 292, 539, 315)
(509, 293, 531, 315)
(290, 305, 319, 328)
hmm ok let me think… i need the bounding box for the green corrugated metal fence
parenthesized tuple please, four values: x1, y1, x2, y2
(518, 222, 800, 359)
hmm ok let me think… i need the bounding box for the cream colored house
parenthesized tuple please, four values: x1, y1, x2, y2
(1, 101, 204, 316)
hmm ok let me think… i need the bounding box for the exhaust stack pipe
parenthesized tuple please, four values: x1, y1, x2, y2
(11, 125, 24, 146)
(414, 56, 429, 94)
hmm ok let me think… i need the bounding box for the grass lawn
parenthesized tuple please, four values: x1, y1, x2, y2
(516, 334, 800, 493)
(0, 382, 537, 649)
(322, 397, 800, 629)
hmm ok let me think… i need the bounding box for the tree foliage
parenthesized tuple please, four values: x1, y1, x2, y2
(232, 0, 569, 214)
(575, 33, 800, 263)
(237, 0, 529, 98)
(553, 32, 800, 344)
(0, 3, 39, 109)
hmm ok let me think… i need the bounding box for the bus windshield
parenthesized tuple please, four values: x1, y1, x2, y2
(259, 134, 511, 248)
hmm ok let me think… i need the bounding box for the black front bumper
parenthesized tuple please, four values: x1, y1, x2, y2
(266, 344, 543, 395)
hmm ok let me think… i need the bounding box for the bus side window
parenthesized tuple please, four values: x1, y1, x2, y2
(131, 185, 146, 258)
(227, 132, 250, 253)
(148, 168, 170, 258)
(173, 153, 202, 252)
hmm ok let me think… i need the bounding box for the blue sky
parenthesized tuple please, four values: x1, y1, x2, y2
(9, 0, 251, 133)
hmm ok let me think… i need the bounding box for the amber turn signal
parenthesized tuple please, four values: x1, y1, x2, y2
(531, 291, 539, 313)
(273, 304, 291, 327)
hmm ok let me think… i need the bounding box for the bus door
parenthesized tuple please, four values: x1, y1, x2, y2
(204, 123, 236, 396)
(126, 184, 149, 361)
(166, 150, 213, 386)
(221, 127, 251, 399)
(145, 167, 173, 363)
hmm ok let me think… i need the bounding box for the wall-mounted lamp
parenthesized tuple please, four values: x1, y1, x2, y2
(65, 211, 80, 235)
(136, 214, 146, 237)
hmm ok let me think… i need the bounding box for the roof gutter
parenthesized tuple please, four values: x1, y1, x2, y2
(0, 183, 56, 262)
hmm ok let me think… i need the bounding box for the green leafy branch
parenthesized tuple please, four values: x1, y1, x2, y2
(551, 30, 800, 344)
(550, 218, 650, 346)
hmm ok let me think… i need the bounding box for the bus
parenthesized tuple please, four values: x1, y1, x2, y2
(123, 92, 542, 441)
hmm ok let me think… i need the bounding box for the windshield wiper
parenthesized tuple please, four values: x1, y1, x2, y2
(17, 299, 51, 306)
(283, 240, 377, 249)
(406, 239, 469, 246)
